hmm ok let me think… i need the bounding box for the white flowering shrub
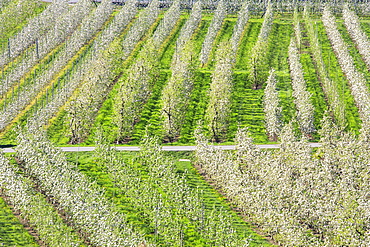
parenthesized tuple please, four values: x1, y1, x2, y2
(199, 0, 226, 66)
(161, 40, 195, 141)
(151, 0, 181, 49)
(205, 41, 234, 142)
(173, 0, 202, 64)
(342, 4, 370, 70)
(230, 2, 249, 54)
(263, 69, 282, 141)
(248, 2, 273, 88)
(288, 37, 315, 136)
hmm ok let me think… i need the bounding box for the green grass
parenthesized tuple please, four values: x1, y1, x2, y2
(235, 21, 262, 70)
(0, 197, 38, 246)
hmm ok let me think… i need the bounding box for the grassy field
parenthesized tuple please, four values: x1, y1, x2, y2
(0, 197, 38, 246)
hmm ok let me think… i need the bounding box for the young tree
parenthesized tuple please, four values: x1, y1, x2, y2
(205, 41, 233, 142)
(288, 37, 315, 137)
(161, 40, 195, 141)
(263, 69, 282, 141)
(248, 2, 273, 89)
(113, 41, 160, 142)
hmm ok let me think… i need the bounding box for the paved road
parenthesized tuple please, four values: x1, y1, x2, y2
(1, 143, 321, 153)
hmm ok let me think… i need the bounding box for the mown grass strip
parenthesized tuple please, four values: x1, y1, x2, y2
(0, 196, 38, 247)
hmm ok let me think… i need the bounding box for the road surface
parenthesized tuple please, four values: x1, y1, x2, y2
(1, 143, 322, 153)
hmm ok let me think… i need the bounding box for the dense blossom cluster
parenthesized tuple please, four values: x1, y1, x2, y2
(303, 8, 346, 127)
(248, 2, 273, 88)
(322, 7, 370, 128)
(342, 4, 370, 70)
(195, 121, 370, 246)
(15, 129, 146, 246)
(229, 2, 249, 53)
(0, 153, 84, 246)
(288, 37, 315, 136)
(199, 0, 226, 65)
(263, 69, 282, 141)
(173, 1, 202, 59)
(205, 41, 234, 142)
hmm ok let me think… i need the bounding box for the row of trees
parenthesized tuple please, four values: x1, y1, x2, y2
(67, 0, 161, 144)
(0, 0, 93, 97)
(160, 1, 202, 141)
(15, 128, 146, 246)
(0, 0, 45, 48)
(195, 119, 370, 246)
(303, 8, 347, 127)
(263, 69, 282, 141)
(342, 4, 370, 70)
(0, 0, 68, 68)
(93, 130, 249, 246)
(248, 2, 274, 89)
(0, 0, 113, 131)
(288, 36, 315, 136)
(161, 40, 196, 141)
(205, 41, 234, 142)
(322, 6, 370, 128)
(199, 0, 226, 66)
(112, 1, 181, 143)
(0, 152, 85, 246)
(26, 0, 139, 131)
